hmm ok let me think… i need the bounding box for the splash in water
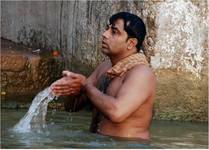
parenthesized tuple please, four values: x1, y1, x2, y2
(12, 87, 56, 133)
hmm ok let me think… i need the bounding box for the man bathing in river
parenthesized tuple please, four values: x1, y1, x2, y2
(51, 12, 156, 140)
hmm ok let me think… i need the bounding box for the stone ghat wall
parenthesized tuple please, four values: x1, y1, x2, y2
(1, 1, 208, 122)
(1, 1, 145, 69)
(143, 0, 208, 122)
(1, 39, 64, 101)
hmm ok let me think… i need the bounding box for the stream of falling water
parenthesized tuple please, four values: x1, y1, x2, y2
(12, 87, 56, 133)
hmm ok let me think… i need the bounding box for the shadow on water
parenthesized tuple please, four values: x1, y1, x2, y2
(1, 109, 208, 149)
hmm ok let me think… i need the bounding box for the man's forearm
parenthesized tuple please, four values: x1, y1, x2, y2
(84, 83, 118, 120)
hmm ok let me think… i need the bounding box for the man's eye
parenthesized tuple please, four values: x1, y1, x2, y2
(112, 29, 117, 34)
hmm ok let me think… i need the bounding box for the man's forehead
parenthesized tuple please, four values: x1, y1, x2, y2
(109, 19, 125, 30)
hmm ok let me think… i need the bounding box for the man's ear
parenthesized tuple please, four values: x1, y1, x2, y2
(127, 38, 138, 50)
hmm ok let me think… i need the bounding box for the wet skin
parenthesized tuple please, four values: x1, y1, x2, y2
(85, 60, 155, 140)
(52, 18, 156, 140)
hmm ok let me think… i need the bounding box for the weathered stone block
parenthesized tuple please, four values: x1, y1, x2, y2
(1, 39, 64, 101)
(1, 54, 28, 72)
(154, 69, 208, 122)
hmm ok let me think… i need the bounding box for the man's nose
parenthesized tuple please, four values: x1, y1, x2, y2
(102, 29, 110, 39)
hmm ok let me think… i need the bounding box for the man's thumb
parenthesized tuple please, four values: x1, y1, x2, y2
(62, 70, 79, 78)
(62, 70, 71, 76)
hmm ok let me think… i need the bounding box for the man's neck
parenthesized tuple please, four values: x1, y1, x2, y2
(109, 52, 137, 66)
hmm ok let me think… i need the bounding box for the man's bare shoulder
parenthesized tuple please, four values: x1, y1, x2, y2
(125, 64, 156, 84)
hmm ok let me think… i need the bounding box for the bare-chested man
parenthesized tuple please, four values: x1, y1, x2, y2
(51, 12, 156, 140)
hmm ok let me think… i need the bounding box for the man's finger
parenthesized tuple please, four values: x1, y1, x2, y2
(52, 86, 80, 93)
(53, 89, 79, 96)
(52, 85, 70, 90)
(52, 78, 81, 86)
(52, 90, 70, 96)
(62, 70, 72, 77)
(52, 83, 81, 90)
(62, 70, 80, 79)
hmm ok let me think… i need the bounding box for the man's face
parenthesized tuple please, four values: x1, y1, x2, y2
(101, 19, 129, 56)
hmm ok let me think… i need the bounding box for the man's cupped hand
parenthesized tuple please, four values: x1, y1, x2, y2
(51, 70, 86, 96)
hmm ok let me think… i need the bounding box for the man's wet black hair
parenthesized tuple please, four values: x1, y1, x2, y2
(109, 12, 146, 52)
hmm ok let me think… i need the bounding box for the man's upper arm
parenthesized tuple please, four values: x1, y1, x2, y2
(114, 65, 155, 121)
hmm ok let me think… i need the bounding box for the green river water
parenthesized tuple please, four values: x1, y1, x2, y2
(1, 109, 208, 148)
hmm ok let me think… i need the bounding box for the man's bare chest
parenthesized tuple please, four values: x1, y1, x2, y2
(96, 73, 125, 97)
(106, 77, 124, 97)
(95, 62, 126, 97)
